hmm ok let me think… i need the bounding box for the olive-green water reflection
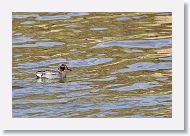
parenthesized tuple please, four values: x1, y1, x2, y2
(12, 12, 172, 118)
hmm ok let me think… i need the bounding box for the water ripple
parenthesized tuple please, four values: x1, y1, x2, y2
(36, 12, 88, 21)
(13, 12, 89, 21)
(13, 81, 93, 96)
(98, 94, 171, 112)
(12, 36, 35, 44)
(113, 62, 172, 74)
(90, 76, 117, 82)
(159, 57, 172, 61)
(90, 28, 108, 31)
(17, 58, 113, 68)
(13, 41, 64, 48)
(116, 16, 129, 21)
(20, 21, 36, 25)
(69, 58, 113, 68)
(17, 58, 67, 68)
(12, 14, 39, 19)
(111, 81, 160, 91)
(92, 38, 171, 49)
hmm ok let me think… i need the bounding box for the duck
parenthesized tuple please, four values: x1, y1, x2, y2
(36, 64, 72, 79)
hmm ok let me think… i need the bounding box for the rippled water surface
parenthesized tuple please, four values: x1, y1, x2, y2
(12, 12, 172, 118)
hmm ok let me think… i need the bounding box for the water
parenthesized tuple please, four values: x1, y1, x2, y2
(90, 28, 108, 31)
(12, 12, 172, 118)
(13, 41, 64, 48)
(112, 62, 172, 74)
(20, 21, 36, 25)
(116, 16, 129, 21)
(92, 39, 171, 49)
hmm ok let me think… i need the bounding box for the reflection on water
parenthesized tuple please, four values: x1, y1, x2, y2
(13, 36, 35, 44)
(13, 12, 89, 21)
(73, 30, 82, 33)
(124, 49, 144, 53)
(17, 58, 113, 68)
(90, 28, 108, 31)
(116, 16, 129, 21)
(12, 12, 172, 118)
(20, 21, 36, 25)
(90, 76, 117, 82)
(92, 38, 171, 49)
(159, 57, 172, 61)
(113, 62, 172, 74)
(17, 58, 67, 68)
(156, 77, 168, 81)
(13, 41, 64, 48)
(12, 14, 39, 19)
(110, 81, 160, 91)
(131, 16, 144, 20)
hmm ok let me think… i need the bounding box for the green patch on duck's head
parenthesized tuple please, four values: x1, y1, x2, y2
(60, 64, 66, 67)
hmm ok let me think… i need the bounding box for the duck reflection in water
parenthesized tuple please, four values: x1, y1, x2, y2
(36, 77, 66, 83)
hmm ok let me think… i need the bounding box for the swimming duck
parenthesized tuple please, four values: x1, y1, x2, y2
(36, 64, 72, 79)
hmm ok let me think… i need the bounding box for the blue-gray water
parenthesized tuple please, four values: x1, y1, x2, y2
(12, 12, 172, 118)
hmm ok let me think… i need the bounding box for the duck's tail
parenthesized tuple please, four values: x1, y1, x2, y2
(36, 71, 43, 78)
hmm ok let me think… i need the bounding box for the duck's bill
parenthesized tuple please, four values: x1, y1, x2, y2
(65, 65, 72, 71)
(68, 68, 72, 71)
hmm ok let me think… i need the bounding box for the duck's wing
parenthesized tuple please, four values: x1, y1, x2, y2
(43, 70, 58, 75)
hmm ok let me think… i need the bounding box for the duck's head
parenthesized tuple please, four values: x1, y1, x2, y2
(58, 64, 72, 72)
